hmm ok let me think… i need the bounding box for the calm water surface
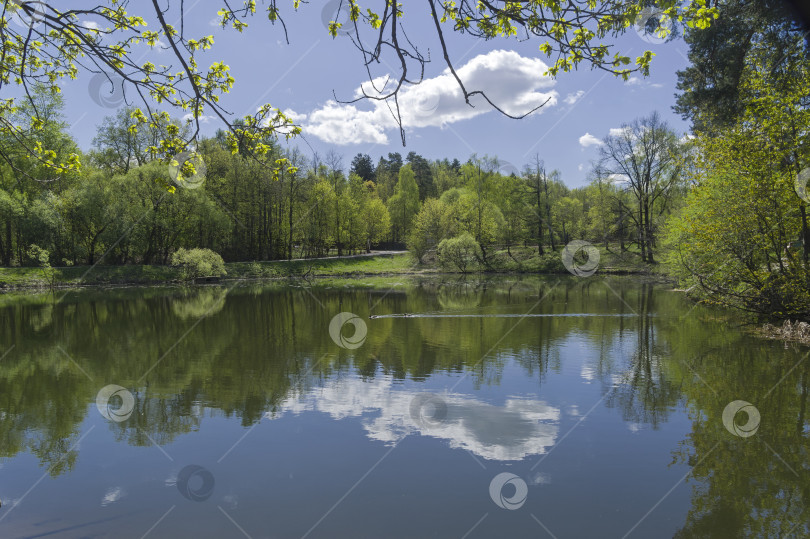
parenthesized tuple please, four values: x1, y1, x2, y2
(0, 276, 807, 538)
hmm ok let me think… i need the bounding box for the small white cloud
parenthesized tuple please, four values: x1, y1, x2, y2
(609, 127, 631, 138)
(82, 20, 101, 30)
(624, 76, 663, 90)
(577, 163, 585, 172)
(182, 113, 215, 124)
(147, 38, 168, 52)
(563, 90, 585, 105)
(608, 173, 630, 185)
(579, 133, 603, 148)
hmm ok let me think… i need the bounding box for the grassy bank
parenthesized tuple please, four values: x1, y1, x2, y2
(0, 245, 670, 291)
(0, 252, 417, 289)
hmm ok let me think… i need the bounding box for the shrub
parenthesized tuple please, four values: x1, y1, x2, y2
(26, 244, 58, 288)
(437, 233, 482, 273)
(171, 248, 227, 280)
(248, 261, 264, 277)
(535, 252, 567, 273)
(26, 244, 50, 268)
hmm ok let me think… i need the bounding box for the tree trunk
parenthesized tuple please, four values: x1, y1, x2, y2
(801, 205, 809, 265)
(536, 189, 545, 255)
(88, 236, 96, 265)
(544, 192, 555, 250)
(645, 202, 654, 263)
(336, 205, 342, 256)
(288, 188, 294, 260)
(638, 202, 646, 262)
(3, 220, 11, 266)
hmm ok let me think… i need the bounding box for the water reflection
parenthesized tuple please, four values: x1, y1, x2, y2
(0, 277, 807, 537)
(273, 377, 559, 460)
(170, 287, 228, 319)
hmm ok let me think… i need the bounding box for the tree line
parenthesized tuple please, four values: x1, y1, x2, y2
(1, 0, 808, 321)
(0, 88, 687, 271)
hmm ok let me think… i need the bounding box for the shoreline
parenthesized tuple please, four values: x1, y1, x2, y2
(0, 266, 668, 292)
(0, 249, 673, 292)
(3, 256, 805, 348)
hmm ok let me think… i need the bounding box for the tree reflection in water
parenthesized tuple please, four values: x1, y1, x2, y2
(0, 277, 807, 536)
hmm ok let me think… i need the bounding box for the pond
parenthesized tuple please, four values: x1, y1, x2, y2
(0, 276, 807, 538)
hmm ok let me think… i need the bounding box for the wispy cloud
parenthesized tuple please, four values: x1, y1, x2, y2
(624, 76, 664, 89)
(609, 126, 633, 138)
(564, 90, 585, 105)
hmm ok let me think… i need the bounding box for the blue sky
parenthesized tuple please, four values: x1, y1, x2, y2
(56, 2, 694, 188)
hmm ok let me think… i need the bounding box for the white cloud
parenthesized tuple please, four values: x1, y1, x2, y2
(609, 127, 631, 138)
(579, 132, 603, 148)
(291, 50, 558, 145)
(624, 76, 663, 89)
(577, 163, 585, 172)
(354, 75, 395, 99)
(182, 113, 215, 124)
(282, 109, 308, 123)
(82, 20, 101, 30)
(563, 90, 585, 105)
(608, 173, 630, 185)
(301, 101, 389, 145)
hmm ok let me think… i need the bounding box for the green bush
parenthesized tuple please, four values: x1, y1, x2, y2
(437, 233, 482, 273)
(248, 262, 265, 277)
(26, 244, 50, 268)
(26, 244, 58, 288)
(170, 248, 227, 280)
(535, 252, 567, 273)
